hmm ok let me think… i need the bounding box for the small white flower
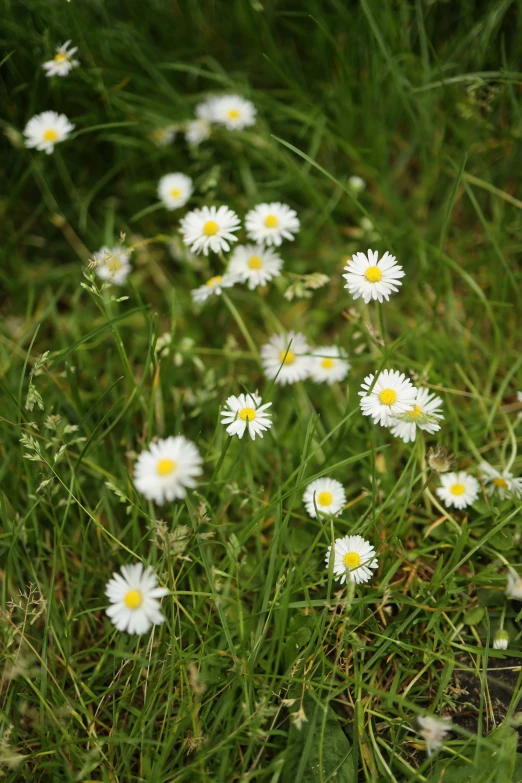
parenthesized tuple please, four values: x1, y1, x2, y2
(42, 40, 79, 78)
(303, 478, 346, 518)
(359, 370, 417, 427)
(93, 246, 132, 286)
(180, 205, 241, 256)
(261, 331, 311, 386)
(389, 387, 444, 443)
(186, 119, 211, 146)
(507, 571, 522, 601)
(493, 629, 509, 650)
(245, 202, 300, 247)
(343, 249, 405, 304)
(479, 462, 522, 500)
(195, 98, 216, 122)
(325, 535, 378, 585)
(158, 173, 193, 210)
(227, 243, 283, 289)
(149, 126, 176, 146)
(414, 715, 452, 757)
(436, 471, 479, 510)
(23, 111, 75, 155)
(309, 346, 350, 385)
(105, 562, 168, 635)
(210, 95, 256, 130)
(220, 392, 272, 440)
(191, 273, 235, 305)
(348, 175, 366, 193)
(134, 436, 203, 505)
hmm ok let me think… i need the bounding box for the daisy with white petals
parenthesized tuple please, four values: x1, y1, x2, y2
(414, 716, 452, 757)
(389, 388, 444, 443)
(105, 563, 168, 635)
(506, 571, 522, 601)
(93, 246, 132, 286)
(228, 244, 283, 289)
(23, 111, 75, 155)
(220, 392, 272, 440)
(245, 202, 300, 247)
(303, 478, 346, 518)
(436, 471, 479, 510)
(479, 462, 522, 500)
(326, 535, 378, 585)
(343, 249, 405, 304)
(309, 346, 350, 385)
(158, 173, 193, 210)
(261, 331, 311, 386)
(191, 273, 235, 305)
(195, 98, 216, 123)
(149, 126, 176, 147)
(180, 205, 241, 256)
(134, 436, 202, 505)
(43, 41, 79, 77)
(186, 119, 211, 146)
(211, 95, 256, 130)
(359, 370, 417, 427)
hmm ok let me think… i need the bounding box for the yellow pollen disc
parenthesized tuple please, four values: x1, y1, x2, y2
(343, 552, 361, 569)
(206, 275, 222, 287)
(317, 491, 333, 506)
(43, 129, 58, 142)
(264, 214, 279, 229)
(239, 407, 256, 421)
(378, 388, 397, 405)
(279, 349, 295, 365)
(450, 483, 465, 496)
(227, 109, 240, 119)
(170, 188, 181, 198)
(157, 458, 176, 476)
(124, 589, 142, 609)
(407, 405, 422, 420)
(493, 478, 508, 488)
(54, 53, 67, 62)
(247, 255, 263, 269)
(321, 358, 335, 370)
(108, 258, 122, 272)
(203, 220, 219, 236)
(364, 265, 382, 283)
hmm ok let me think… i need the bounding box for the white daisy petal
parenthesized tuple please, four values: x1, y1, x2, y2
(208, 95, 256, 130)
(227, 244, 283, 289)
(179, 205, 241, 256)
(220, 392, 272, 441)
(92, 245, 132, 286)
(158, 173, 193, 211)
(105, 562, 168, 636)
(260, 331, 311, 386)
(343, 249, 405, 304)
(191, 273, 236, 305)
(478, 461, 522, 500)
(436, 471, 479, 510)
(185, 119, 211, 146)
(245, 202, 300, 247)
(359, 369, 417, 427)
(389, 387, 444, 443)
(303, 478, 345, 518)
(23, 111, 75, 155)
(309, 346, 350, 385)
(325, 535, 378, 585)
(42, 41, 79, 78)
(133, 436, 203, 505)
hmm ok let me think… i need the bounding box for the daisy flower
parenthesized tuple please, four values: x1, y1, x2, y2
(158, 172, 193, 210)
(507, 571, 522, 601)
(325, 535, 378, 585)
(220, 392, 272, 440)
(23, 111, 75, 155)
(348, 175, 366, 193)
(359, 369, 417, 427)
(149, 126, 176, 147)
(191, 273, 235, 305)
(245, 202, 300, 247)
(93, 245, 132, 286)
(261, 331, 311, 386)
(195, 98, 217, 122)
(303, 478, 346, 518)
(389, 388, 444, 443)
(105, 562, 168, 635)
(343, 249, 405, 304)
(479, 462, 522, 499)
(186, 119, 211, 146)
(493, 629, 509, 650)
(42, 40, 79, 77)
(133, 436, 203, 505)
(436, 471, 479, 510)
(210, 95, 256, 130)
(309, 346, 350, 385)
(180, 205, 241, 256)
(414, 716, 452, 757)
(227, 243, 283, 289)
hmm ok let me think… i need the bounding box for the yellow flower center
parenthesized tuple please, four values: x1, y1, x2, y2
(365, 266, 382, 283)
(321, 358, 335, 370)
(157, 458, 176, 476)
(493, 478, 508, 489)
(203, 220, 219, 236)
(247, 255, 263, 269)
(54, 53, 67, 62)
(264, 214, 279, 228)
(206, 275, 222, 287)
(343, 552, 361, 568)
(279, 350, 295, 365)
(108, 257, 122, 272)
(170, 188, 181, 198)
(407, 405, 422, 420)
(124, 589, 143, 609)
(317, 491, 333, 506)
(43, 129, 58, 142)
(227, 109, 240, 119)
(450, 483, 465, 496)
(239, 407, 256, 421)
(378, 388, 397, 406)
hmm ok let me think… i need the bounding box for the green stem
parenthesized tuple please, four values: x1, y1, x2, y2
(222, 292, 260, 364)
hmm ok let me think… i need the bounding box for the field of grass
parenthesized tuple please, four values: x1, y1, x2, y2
(2, 1, 522, 781)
